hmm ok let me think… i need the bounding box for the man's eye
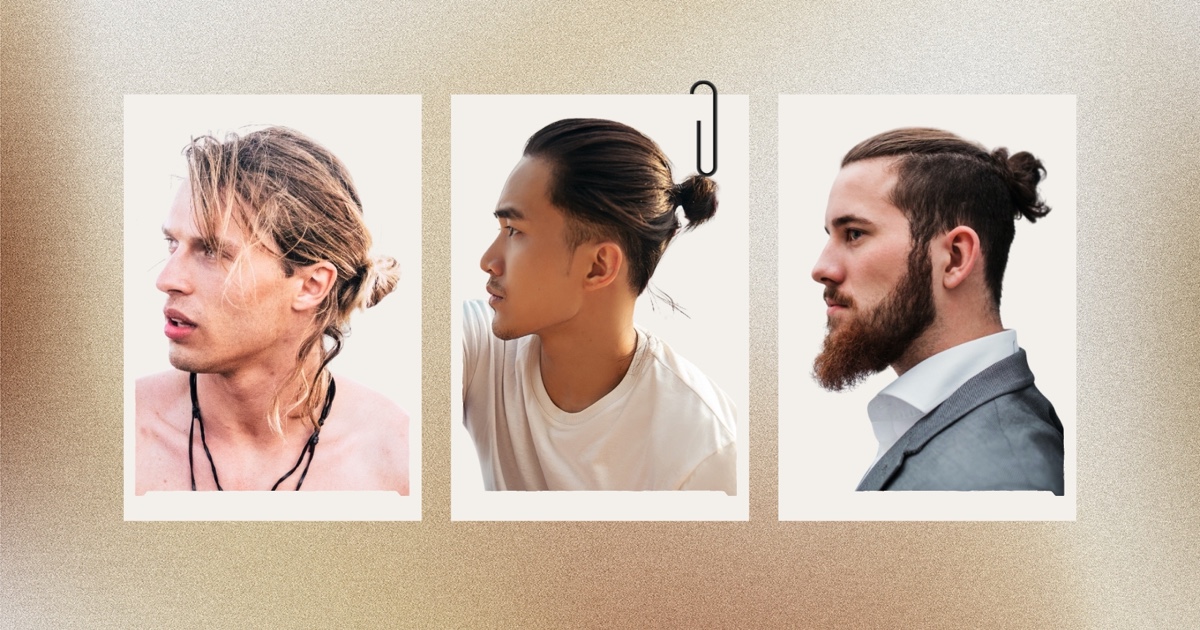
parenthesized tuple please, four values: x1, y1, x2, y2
(846, 229, 864, 241)
(504, 226, 518, 237)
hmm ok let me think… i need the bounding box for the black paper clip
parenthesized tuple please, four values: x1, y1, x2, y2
(690, 80, 717, 176)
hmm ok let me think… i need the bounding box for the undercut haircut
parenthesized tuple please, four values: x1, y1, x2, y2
(843, 127, 1050, 311)
(523, 118, 718, 294)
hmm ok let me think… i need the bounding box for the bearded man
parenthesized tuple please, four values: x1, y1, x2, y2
(810, 127, 1064, 494)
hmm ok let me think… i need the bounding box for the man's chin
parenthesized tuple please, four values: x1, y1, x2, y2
(811, 330, 890, 392)
(489, 321, 527, 342)
(167, 350, 209, 375)
(812, 358, 878, 392)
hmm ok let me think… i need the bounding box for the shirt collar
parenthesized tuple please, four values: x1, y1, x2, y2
(866, 329, 1019, 464)
(878, 329, 1019, 415)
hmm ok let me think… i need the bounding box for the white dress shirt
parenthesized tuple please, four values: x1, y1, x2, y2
(867, 330, 1020, 465)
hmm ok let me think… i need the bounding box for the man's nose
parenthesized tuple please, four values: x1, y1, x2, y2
(480, 235, 503, 276)
(811, 241, 843, 286)
(156, 250, 192, 294)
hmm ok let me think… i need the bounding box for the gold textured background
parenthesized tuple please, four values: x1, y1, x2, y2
(2, 0, 1197, 626)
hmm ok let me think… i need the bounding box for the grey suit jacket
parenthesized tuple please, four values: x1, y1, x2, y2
(856, 349, 1064, 495)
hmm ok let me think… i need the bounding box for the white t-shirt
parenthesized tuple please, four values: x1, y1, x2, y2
(462, 300, 737, 493)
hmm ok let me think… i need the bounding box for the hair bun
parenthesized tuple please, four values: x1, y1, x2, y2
(360, 255, 400, 309)
(992, 148, 1051, 223)
(671, 175, 718, 229)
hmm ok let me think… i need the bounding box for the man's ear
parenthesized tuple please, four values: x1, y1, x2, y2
(937, 226, 982, 290)
(582, 241, 624, 291)
(293, 261, 337, 311)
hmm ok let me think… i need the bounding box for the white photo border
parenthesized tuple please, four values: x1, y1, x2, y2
(450, 94, 750, 521)
(123, 94, 423, 521)
(777, 94, 1077, 521)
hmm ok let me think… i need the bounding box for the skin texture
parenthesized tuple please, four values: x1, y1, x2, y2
(480, 156, 595, 342)
(810, 159, 935, 390)
(812, 159, 916, 336)
(810, 157, 1000, 388)
(135, 182, 409, 493)
(136, 371, 409, 492)
(479, 156, 638, 413)
(155, 183, 309, 376)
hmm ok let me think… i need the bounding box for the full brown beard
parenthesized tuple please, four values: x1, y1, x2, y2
(812, 245, 936, 391)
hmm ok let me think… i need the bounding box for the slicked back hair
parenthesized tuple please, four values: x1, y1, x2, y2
(843, 127, 1050, 311)
(523, 118, 718, 294)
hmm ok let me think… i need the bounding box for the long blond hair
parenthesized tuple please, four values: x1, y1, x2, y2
(184, 126, 399, 432)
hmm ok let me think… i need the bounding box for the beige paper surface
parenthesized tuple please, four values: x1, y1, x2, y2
(3, 1, 1197, 626)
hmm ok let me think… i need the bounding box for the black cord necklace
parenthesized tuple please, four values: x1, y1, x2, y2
(188, 372, 337, 491)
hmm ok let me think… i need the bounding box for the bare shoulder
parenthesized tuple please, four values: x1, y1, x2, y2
(330, 375, 411, 436)
(136, 370, 190, 415)
(135, 370, 192, 494)
(326, 374, 411, 494)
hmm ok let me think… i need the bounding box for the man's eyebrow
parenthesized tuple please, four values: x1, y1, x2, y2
(161, 225, 237, 253)
(824, 213, 875, 234)
(831, 214, 875, 229)
(493, 207, 525, 221)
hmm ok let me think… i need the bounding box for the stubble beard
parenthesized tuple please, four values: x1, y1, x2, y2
(168, 345, 211, 375)
(489, 305, 530, 342)
(487, 277, 522, 341)
(812, 245, 937, 392)
(490, 319, 521, 341)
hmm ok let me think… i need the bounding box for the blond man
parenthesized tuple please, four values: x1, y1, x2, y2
(136, 127, 409, 493)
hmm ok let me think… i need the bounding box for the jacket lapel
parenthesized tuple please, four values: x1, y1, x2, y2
(856, 349, 1036, 491)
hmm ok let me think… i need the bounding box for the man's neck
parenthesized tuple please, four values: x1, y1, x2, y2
(193, 356, 321, 443)
(893, 316, 1004, 376)
(536, 304, 638, 413)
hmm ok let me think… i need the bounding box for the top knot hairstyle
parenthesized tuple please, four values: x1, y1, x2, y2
(184, 126, 400, 432)
(842, 127, 1050, 310)
(523, 118, 718, 294)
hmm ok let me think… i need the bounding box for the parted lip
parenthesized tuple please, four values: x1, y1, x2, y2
(163, 307, 197, 326)
(485, 282, 505, 299)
